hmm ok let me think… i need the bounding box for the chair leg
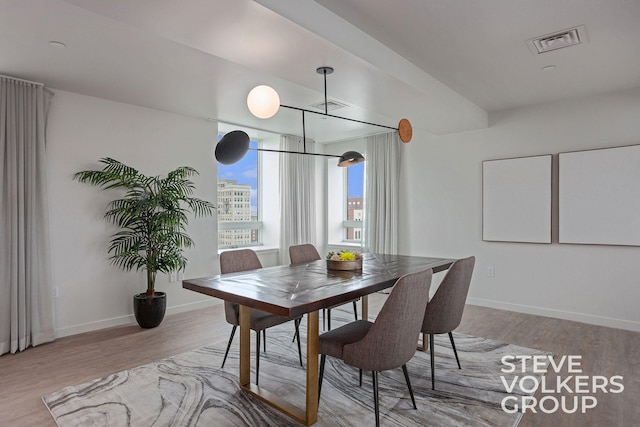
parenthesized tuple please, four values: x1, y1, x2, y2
(372, 371, 380, 427)
(430, 333, 435, 390)
(263, 329, 266, 352)
(322, 309, 326, 331)
(402, 364, 417, 409)
(296, 322, 303, 367)
(327, 309, 332, 331)
(221, 325, 237, 368)
(353, 300, 358, 321)
(292, 318, 301, 343)
(449, 331, 461, 369)
(318, 355, 326, 403)
(359, 369, 363, 387)
(256, 330, 261, 385)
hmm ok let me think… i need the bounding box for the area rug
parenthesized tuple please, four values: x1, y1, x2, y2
(43, 310, 551, 426)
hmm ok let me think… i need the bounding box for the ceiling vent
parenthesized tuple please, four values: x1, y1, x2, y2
(309, 99, 347, 112)
(528, 25, 587, 54)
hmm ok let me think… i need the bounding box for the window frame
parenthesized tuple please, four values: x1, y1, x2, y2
(326, 152, 365, 248)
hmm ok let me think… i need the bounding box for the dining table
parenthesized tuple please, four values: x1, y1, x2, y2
(182, 252, 455, 425)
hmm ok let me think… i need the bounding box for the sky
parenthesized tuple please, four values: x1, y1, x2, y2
(347, 162, 364, 198)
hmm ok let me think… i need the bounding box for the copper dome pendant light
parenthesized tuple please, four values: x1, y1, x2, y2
(216, 66, 411, 167)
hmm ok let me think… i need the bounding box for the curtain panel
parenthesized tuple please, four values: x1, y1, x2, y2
(364, 132, 400, 254)
(279, 135, 316, 264)
(0, 76, 55, 355)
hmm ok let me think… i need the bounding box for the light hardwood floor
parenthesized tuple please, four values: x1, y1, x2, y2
(1, 296, 638, 426)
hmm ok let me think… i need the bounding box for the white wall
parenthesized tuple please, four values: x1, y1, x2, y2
(47, 90, 222, 337)
(45, 86, 640, 337)
(399, 87, 640, 331)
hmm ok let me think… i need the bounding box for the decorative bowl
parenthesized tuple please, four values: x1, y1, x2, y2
(326, 259, 363, 271)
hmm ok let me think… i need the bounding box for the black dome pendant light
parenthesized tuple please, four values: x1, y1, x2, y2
(216, 66, 411, 167)
(215, 130, 250, 165)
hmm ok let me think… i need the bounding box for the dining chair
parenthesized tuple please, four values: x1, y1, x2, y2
(219, 249, 303, 385)
(289, 243, 359, 330)
(420, 256, 475, 390)
(318, 268, 433, 427)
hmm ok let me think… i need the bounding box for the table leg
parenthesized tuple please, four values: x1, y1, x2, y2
(306, 311, 319, 424)
(417, 332, 429, 352)
(237, 308, 320, 426)
(239, 305, 251, 386)
(361, 295, 369, 321)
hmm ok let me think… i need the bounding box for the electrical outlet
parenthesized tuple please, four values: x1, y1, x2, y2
(487, 266, 495, 277)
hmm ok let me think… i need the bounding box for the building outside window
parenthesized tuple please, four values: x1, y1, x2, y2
(217, 139, 261, 248)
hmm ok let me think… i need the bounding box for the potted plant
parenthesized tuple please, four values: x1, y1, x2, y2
(74, 157, 215, 328)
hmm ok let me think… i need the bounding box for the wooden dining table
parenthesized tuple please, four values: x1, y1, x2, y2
(183, 252, 455, 425)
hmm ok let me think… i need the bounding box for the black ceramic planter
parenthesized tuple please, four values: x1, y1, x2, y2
(133, 291, 166, 328)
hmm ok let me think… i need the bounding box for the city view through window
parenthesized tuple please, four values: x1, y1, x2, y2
(217, 140, 259, 249)
(217, 136, 365, 248)
(346, 162, 364, 242)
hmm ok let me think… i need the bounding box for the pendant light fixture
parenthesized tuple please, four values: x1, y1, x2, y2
(246, 85, 280, 119)
(216, 66, 411, 167)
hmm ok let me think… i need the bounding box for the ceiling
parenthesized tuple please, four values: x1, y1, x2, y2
(2, 0, 639, 142)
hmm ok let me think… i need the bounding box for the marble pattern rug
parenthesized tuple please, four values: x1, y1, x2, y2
(43, 311, 551, 426)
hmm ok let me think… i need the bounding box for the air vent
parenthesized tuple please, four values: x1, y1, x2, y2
(528, 25, 587, 54)
(309, 99, 347, 112)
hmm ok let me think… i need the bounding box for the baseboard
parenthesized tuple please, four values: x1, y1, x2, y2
(54, 299, 222, 338)
(466, 297, 640, 332)
(165, 298, 223, 316)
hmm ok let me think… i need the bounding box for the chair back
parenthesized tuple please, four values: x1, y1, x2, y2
(289, 244, 321, 265)
(343, 268, 432, 371)
(422, 256, 475, 335)
(219, 249, 263, 325)
(220, 249, 262, 274)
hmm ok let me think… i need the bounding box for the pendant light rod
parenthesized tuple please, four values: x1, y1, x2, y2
(279, 104, 399, 132)
(302, 109, 307, 154)
(248, 147, 340, 158)
(319, 66, 331, 115)
(248, 147, 365, 167)
(216, 130, 365, 167)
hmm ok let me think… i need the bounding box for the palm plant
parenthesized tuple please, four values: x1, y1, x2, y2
(74, 157, 215, 296)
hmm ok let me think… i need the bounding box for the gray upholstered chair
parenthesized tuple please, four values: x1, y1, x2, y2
(318, 268, 433, 427)
(289, 243, 359, 330)
(421, 256, 475, 390)
(219, 249, 303, 385)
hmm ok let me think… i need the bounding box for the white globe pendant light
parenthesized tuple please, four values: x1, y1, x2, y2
(247, 85, 280, 119)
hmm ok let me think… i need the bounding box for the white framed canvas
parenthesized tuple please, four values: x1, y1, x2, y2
(559, 145, 640, 246)
(483, 155, 552, 243)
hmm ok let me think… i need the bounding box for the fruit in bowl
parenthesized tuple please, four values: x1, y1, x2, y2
(326, 250, 363, 270)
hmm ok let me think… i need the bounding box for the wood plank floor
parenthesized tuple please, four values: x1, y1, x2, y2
(1, 296, 638, 426)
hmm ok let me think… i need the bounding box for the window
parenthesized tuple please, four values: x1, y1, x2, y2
(344, 162, 364, 243)
(327, 141, 366, 247)
(217, 138, 261, 249)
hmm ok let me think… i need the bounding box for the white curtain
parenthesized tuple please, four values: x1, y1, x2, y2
(364, 132, 400, 254)
(0, 75, 55, 355)
(279, 135, 316, 264)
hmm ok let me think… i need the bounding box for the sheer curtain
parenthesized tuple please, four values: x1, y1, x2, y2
(279, 135, 316, 264)
(364, 132, 400, 254)
(0, 75, 55, 355)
